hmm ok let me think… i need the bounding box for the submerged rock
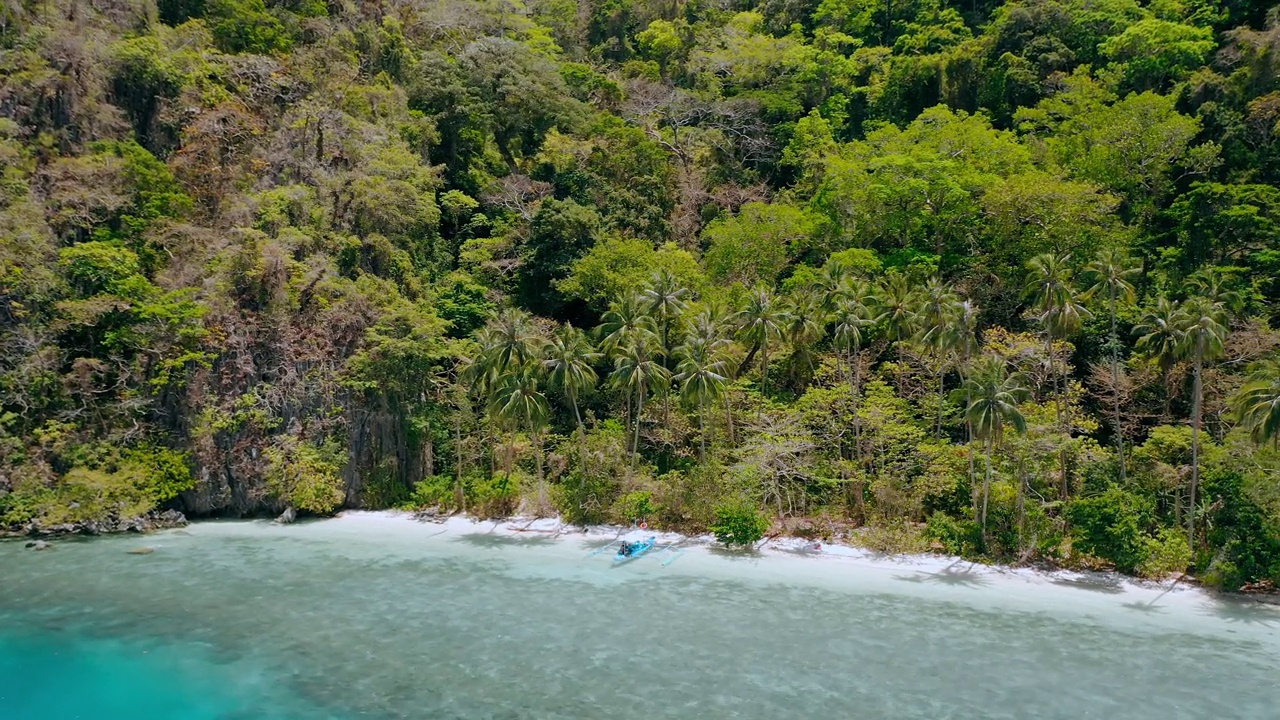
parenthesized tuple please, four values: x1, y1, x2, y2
(275, 506, 297, 524)
(127, 547, 155, 555)
(25, 540, 52, 551)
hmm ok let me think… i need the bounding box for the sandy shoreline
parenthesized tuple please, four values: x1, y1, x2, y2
(315, 510, 1241, 610)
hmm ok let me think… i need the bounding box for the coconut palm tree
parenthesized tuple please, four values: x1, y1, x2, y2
(876, 272, 922, 396)
(1081, 248, 1140, 480)
(543, 324, 600, 479)
(955, 356, 1029, 544)
(1136, 296, 1184, 420)
(476, 307, 544, 384)
(597, 291, 658, 353)
(734, 286, 789, 396)
(608, 336, 671, 468)
(782, 285, 826, 391)
(830, 278, 884, 469)
(675, 333, 730, 461)
(1024, 253, 1090, 499)
(1233, 357, 1280, 446)
(916, 278, 964, 437)
(488, 363, 551, 502)
(641, 270, 690, 364)
(1177, 296, 1229, 546)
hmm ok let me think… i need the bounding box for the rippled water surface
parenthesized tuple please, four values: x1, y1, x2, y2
(1, 515, 1277, 719)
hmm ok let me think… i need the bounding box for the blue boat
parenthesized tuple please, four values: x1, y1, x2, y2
(614, 536, 657, 563)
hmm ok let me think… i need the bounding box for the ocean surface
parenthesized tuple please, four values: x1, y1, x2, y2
(1, 514, 1277, 720)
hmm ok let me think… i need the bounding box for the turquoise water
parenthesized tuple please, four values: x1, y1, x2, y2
(1, 515, 1277, 719)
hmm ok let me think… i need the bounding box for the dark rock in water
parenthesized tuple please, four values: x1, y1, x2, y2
(13, 509, 189, 538)
(275, 506, 297, 524)
(127, 547, 156, 555)
(153, 509, 188, 529)
(25, 540, 52, 550)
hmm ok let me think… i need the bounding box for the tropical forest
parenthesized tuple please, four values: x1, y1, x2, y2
(3, 0, 1280, 592)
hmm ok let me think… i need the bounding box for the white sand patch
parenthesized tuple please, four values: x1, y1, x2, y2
(182, 510, 1280, 646)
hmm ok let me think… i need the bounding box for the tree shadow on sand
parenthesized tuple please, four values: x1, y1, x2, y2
(707, 546, 763, 564)
(1200, 597, 1280, 627)
(1051, 574, 1126, 595)
(451, 533, 558, 548)
(894, 562, 991, 588)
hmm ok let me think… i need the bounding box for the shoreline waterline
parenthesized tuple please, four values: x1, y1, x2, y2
(3, 511, 1278, 719)
(188, 510, 1277, 625)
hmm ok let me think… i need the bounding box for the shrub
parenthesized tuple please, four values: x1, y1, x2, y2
(263, 438, 345, 515)
(1066, 488, 1154, 573)
(404, 474, 457, 511)
(925, 511, 982, 556)
(710, 500, 769, 547)
(471, 473, 522, 518)
(610, 490, 656, 526)
(1138, 528, 1192, 579)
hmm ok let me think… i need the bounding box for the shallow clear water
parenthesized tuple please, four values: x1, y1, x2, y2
(1, 516, 1277, 720)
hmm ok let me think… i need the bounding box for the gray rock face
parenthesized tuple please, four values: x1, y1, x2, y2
(275, 506, 297, 524)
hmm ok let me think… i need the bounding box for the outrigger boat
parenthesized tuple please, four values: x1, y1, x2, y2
(587, 535, 687, 567)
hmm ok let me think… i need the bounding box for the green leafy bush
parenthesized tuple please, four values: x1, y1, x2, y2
(611, 491, 656, 526)
(405, 474, 458, 511)
(205, 0, 292, 54)
(1137, 528, 1192, 579)
(1067, 488, 1154, 573)
(925, 511, 982, 556)
(710, 500, 769, 547)
(263, 438, 345, 515)
(471, 473, 522, 518)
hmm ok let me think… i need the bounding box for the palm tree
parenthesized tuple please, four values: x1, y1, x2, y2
(916, 278, 963, 437)
(782, 285, 826, 391)
(675, 332, 729, 461)
(1136, 297, 1184, 420)
(543, 324, 600, 480)
(597, 291, 657, 353)
(608, 336, 671, 468)
(641, 270, 690, 363)
(488, 363, 551, 503)
(477, 307, 543, 384)
(1177, 296, 1229, 546)
(955, 356, 1030, 544)
(830, 278, 883, 469)
(1024, 253, 1090, 500)
(876, 272, 921, 396)
(1233, 358, 1280, 446)
(734, 286, 789, 396)
(1081, 248, 1139, 481)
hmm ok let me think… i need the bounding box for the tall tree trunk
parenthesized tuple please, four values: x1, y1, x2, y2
(632, 381, 645, 469)
(936, 363, 945, 438)
(1189, 350, 1203, 547)
(851, 347, 863, 469)
(534, 428, 546, 513)
(760, 337, 770, 397)
(698, 395, 707, 462)
(1109, 291, 1126, 482)
(571, 389, 588, 489)
(982, 433, 993, 547)
(1048, 333, 1068, 501)
(455, 405, 465, 511)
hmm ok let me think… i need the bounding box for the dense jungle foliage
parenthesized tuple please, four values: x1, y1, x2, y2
(2, 0, 1280, 587)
